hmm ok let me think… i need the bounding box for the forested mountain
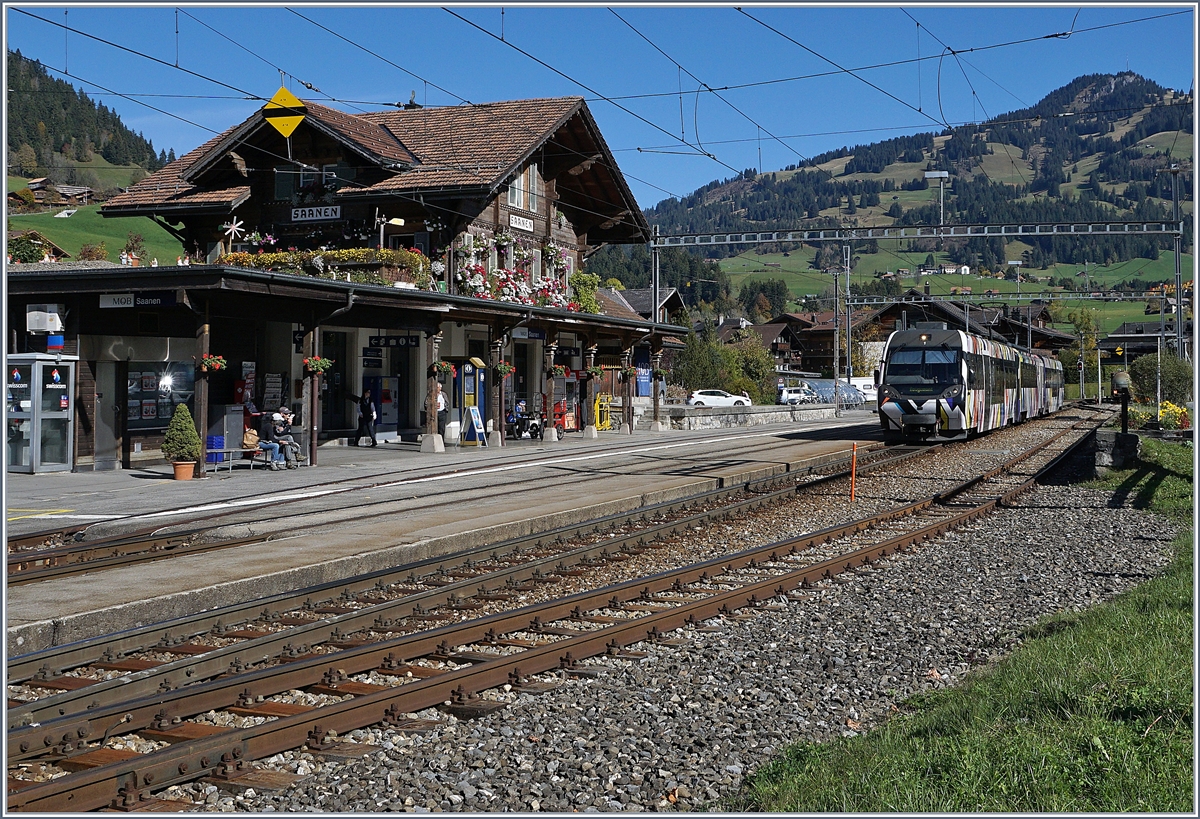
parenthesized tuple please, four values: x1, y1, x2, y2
(7, 49, 170, 188)
(610, 71, 1192, 300)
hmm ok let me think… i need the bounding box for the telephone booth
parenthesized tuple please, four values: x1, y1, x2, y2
(7, 353, 78, 473)
(452, 357, 488, 445)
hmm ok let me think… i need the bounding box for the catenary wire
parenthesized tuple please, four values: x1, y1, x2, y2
(286, 7, 684, 207)
(608, 8, 813, 170)
(736, 7, 952, 130)
(441, 6, 745, 178)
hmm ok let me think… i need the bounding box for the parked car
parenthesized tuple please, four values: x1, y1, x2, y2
(806, 379, 868, 408)
(687, 389, 751, 407)
(777, 384, 818, 405)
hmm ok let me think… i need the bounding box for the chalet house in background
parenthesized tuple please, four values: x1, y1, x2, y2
(1098, 318, 1194, 362)
(6, 230, 72, 262)
(717, 320, 810, 375)
(619, 287, 687, 325)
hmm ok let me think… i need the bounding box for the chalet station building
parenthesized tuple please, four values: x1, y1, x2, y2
(7, 94, 685, 472)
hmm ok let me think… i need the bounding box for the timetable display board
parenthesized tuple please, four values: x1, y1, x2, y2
(126, 362, 194, 430)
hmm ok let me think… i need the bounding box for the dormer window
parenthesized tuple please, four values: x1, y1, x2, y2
(507, 169, 525, 209)
(528, 163, 540, 213)
(507, 163, 540, 212)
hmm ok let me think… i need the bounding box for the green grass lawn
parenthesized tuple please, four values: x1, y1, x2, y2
(731, 437, 1194, 813)
(8, 205, 184, 264)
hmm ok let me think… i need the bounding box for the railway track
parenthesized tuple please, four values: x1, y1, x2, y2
(7, 428, 889, 585)
(6, 441, 919, 718)
(6, 410, 1104, 812)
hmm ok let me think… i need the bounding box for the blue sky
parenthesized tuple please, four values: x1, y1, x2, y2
(5, 3, 1195, 209)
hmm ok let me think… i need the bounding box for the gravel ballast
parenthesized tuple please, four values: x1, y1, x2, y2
(178, 478, 1178, 813)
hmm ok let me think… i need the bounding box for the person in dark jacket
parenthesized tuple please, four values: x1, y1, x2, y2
(350, 392, 377, 447)
(258, 412, 289, 470)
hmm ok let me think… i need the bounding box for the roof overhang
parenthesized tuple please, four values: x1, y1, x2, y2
(6, 265, 688, 340)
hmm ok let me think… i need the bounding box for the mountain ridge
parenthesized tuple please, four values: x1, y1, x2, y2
(643, 71, 1192, 273)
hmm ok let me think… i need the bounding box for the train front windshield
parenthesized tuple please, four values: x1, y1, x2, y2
(883, 348, 961, 396)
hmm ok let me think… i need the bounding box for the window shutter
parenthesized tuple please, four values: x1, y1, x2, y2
(274, 168, 293, 200)
(529, 164, 539, 213)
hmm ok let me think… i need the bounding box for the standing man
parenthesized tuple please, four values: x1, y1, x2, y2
(435, 382, 448, 438)
(350, 390, 377, 447)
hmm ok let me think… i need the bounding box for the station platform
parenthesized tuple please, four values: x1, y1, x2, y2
(5, 410, 883, 655)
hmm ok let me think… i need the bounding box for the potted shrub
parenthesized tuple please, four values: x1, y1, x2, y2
(123, 232, 146, 267)
(162, 402, 202, 480)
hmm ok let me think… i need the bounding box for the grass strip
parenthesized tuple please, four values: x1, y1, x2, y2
(733, 437, 1194, 813)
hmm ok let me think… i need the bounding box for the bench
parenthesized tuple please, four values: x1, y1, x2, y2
(205, 448, 269, 473)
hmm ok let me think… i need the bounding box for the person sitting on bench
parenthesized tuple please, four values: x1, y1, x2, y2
(258, 412, 290, 471)
(276, 406, 304, 462)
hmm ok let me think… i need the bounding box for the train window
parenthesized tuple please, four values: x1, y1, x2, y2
(884, 348, 960, 391)
(1021, 361, 1037, 389)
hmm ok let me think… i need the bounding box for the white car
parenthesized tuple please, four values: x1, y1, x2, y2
(687, 389, 751, 407)
(778, 385, 818, 405)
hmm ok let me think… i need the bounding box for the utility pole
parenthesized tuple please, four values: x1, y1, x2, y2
(844, 243, 852, 388)
(1157, 164, 1186, 360)
(1007, 260, 1022, 347)
(925, 170, 949, 228)
(1171, 165, 1185, 360)
(651, 225, 660, 325)
(832, 267, 841, 417)
(1079, 333, 1085, 401)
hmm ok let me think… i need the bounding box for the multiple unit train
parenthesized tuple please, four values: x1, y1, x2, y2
(876, 327, 1065, 442)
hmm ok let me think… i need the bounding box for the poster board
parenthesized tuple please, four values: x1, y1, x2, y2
(461, 405, 488, 447)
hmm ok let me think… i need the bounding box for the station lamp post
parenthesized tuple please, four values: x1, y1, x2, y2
(1007, 260, 1029, 348)
(924, 171, 949, 227)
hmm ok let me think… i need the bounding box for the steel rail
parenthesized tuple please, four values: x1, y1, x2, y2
(6, 418, 1098, 812)
(8, 421, 1084, 762)
(7, 442, 907, 685)
(8, 443, 921, 729)
(7, 534, 272, 586)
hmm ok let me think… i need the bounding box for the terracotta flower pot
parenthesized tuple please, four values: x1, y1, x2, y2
(172, 461, 196, 480)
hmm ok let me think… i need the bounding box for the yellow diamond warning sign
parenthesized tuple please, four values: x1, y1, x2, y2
(263, 86, 306, 138)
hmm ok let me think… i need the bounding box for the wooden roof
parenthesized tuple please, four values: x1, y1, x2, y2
(7, 229, 71, 258)
(102, 96, 649, 243)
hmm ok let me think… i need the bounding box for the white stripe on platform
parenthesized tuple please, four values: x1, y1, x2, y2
(137, 421, 867, 521)
(22, 514, 129, 520)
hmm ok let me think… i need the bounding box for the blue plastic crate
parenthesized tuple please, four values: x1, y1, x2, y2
(205, 436, 225, 463)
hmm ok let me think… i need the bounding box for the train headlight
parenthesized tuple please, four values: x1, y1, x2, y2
(944, 385, 961, 398)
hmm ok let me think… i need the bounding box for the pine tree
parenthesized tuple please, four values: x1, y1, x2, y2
(162, 403, 202, 462)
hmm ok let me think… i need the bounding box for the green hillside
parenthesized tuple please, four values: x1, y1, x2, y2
(8, 205, 184, 264)
(647, 73, 1193, 288)
(722, 248, 1192, 335)
(7, 49, 167, 182)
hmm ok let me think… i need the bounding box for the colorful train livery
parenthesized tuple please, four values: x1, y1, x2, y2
(876, 327, 1065, 442)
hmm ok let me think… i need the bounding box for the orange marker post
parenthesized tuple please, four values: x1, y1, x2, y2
(850, 443, 857, 502)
